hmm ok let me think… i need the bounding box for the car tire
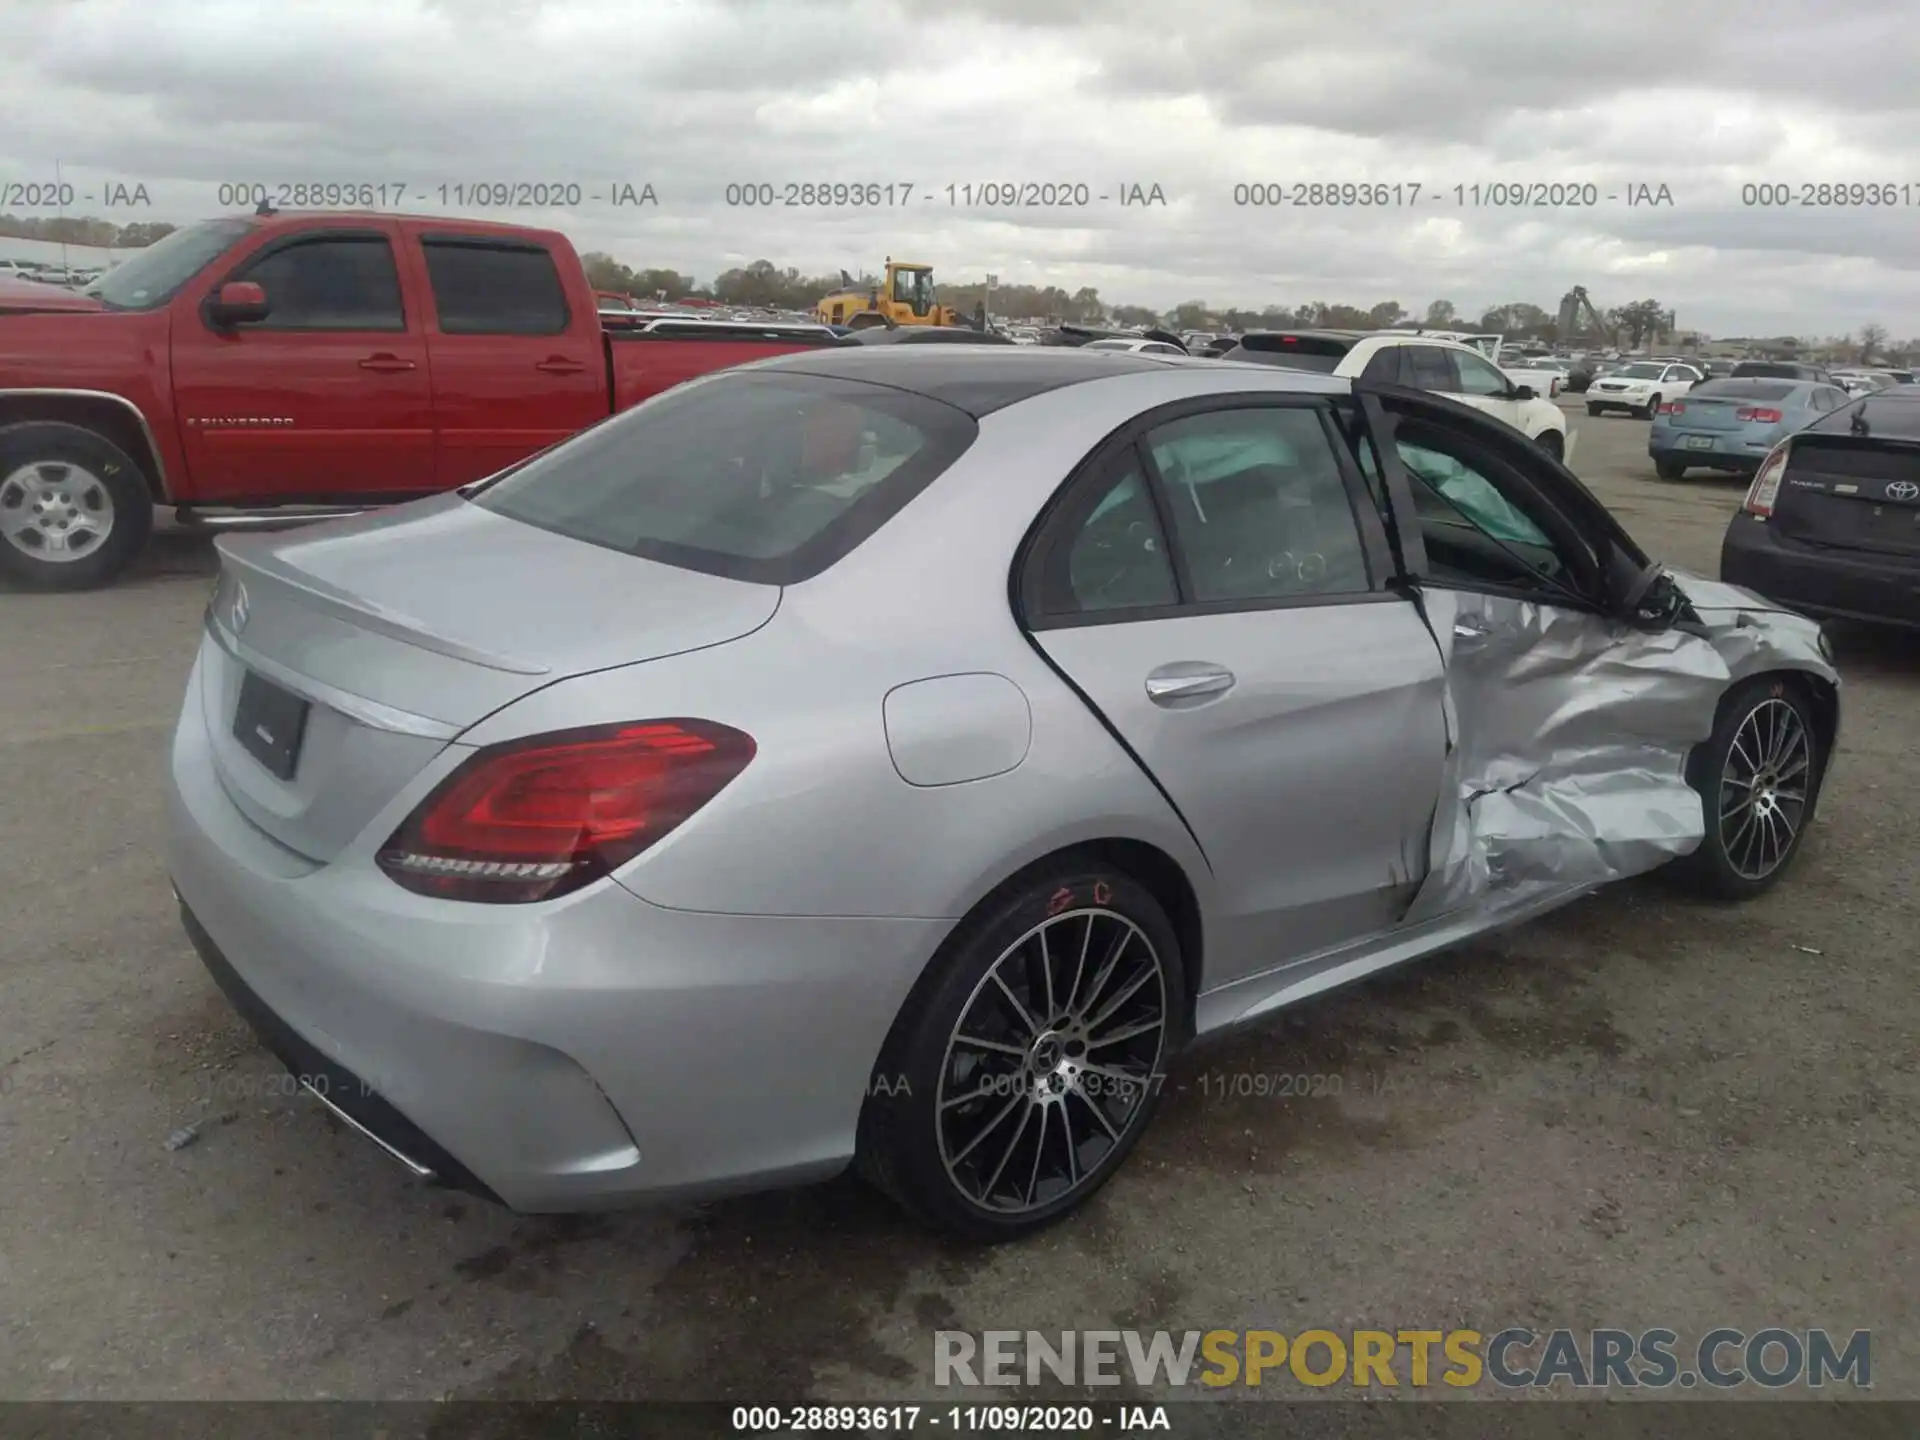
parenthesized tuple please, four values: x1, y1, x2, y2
(1673, 675, 1828, 901)
(1637, 394, 1662, 420)
(857, 862, 1187, 1240)
(1654, 456, 1687, 480)
(1536, 429, 1565, 463)
(0, 422, 153, 591)
(1587, 403, 1604, 417)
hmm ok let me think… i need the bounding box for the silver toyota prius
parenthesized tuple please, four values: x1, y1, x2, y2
(167, 348, 1840, 1239)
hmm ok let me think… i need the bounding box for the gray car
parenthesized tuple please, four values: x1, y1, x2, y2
(167, 349, 1839, 1239)
(1648, 377, 1853, 480)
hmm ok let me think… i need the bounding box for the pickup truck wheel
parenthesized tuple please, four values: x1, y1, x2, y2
(0, 423, 153, 591)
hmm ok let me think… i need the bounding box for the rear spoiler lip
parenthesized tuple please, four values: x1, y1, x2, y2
(214, 533, 553, 677)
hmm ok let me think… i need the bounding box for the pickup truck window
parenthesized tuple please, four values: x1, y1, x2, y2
(472, 372, 978, 584)
(421, 238, 569, 335)
(91, 217, 253, 312)
(1451, 350, 1512, 397)
(1405, 345, 1455, 391)
(235, 235, 406, 330)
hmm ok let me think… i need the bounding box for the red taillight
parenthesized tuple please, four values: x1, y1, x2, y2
(1742, 442, 1791, 519)
(378, 720, 756, 903)
(1736, 407, 1783, 423)
(1659, 401, 1683, 415)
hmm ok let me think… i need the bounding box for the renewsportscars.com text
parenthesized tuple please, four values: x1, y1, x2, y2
(935, 1327, 1871, 1390)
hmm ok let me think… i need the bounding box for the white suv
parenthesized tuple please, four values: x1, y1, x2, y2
(1224, 331, 1575, 463)
(1585, 361, 1703, 419)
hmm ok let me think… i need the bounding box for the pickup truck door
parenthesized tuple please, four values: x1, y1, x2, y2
(170, 221, 434, 502)
(408, 231, 607, 487)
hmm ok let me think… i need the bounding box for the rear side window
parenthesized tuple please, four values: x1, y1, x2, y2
(472, 373, 978, 584)
(1359, 346, 1406, 384)
(234, 235, 404, 331)
(422, 238, 569, 335)
(1057, 454, 1179, 613)
(1405, 345, 1455, 391)
(1145, 407, 1372, 601)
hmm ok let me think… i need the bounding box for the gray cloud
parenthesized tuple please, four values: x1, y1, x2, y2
(1, 0, 1915, 336)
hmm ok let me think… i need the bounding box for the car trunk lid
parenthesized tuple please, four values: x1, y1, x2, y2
(200, 494, 780, 862)
(1669, 395, 1754, 431)
(1770, 431, 1920, 560)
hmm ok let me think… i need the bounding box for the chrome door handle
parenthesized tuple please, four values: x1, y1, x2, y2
(1453, 619, 1491, 640)
(1145, 664, 1236, 704)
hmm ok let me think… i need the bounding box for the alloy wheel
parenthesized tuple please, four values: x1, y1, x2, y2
(1720, 697, 1811, 881)
(936, 905, 1169, 1214)
(0, 460, 116, 562)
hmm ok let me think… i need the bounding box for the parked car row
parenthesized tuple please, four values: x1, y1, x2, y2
(0, 258, 108, 288)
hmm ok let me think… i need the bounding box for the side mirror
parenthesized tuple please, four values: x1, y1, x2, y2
(1511, 383, 1535, 401)
(1614, 561, 1684, 629)
(207, 281, 270, 328)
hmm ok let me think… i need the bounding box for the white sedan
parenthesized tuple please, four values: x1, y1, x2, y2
(1084, 337, 1191, 356)
(1585, 361, 1704, 419)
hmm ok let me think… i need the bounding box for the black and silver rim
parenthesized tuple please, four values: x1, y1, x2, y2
(1720, 697, 1811, 881)
(936, 905, 1168, 1215)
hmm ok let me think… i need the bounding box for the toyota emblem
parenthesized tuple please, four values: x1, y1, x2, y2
(229, 579, 251, 634)
(1886, 480, 1919, 502)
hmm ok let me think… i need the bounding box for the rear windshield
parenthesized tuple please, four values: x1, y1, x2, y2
(1226, 335, 1351, 373)
(472, 372, 978, 584)
(1691, 379, 1797, 401)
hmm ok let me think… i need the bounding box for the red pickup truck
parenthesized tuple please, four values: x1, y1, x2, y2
(0, 211, 848, 589)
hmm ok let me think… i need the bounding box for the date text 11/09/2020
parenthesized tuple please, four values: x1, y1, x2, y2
(1231, 181, 1675, 207)
(723, 182, 1169, 207)
(210, 182, 660, 209)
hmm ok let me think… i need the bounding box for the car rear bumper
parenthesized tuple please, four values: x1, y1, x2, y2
(1650, 438, 1769, 472)
(165, 665, 951, 1211)
(1721, 512, 1920, 629)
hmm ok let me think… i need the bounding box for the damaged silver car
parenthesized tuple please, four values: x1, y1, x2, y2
(167, 349, 1838, 1242)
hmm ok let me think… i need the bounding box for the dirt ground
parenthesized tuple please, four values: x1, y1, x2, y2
(1, 402, 1914, 1407)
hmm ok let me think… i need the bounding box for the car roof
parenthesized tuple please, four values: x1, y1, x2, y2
(756, 345, 1252, 417)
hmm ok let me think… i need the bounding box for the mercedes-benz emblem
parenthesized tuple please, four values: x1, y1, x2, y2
(1886, 480, 1919, 502)
(229, 579, 251, 634)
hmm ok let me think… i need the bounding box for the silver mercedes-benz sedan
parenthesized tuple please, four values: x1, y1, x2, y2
(167, 348, 1839, 1239)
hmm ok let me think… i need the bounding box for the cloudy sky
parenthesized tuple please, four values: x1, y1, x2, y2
(4, 0, 1918, 337)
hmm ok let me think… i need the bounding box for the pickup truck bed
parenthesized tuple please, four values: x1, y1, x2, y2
(0, 210, 850, 588)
